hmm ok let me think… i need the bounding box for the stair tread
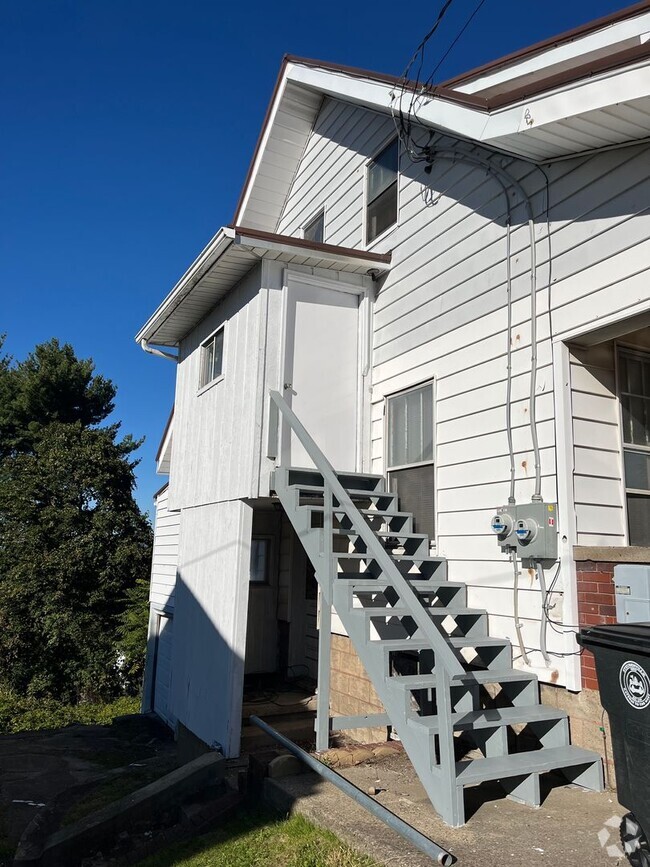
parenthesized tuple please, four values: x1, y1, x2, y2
(347, 579, 465, 590)
(335, 552, 445, 561)
(303, 505, 411, 517)
(389, 669, 536, 687)
(293, 484, 394, 499)
(333, 530, 429, 539)
(358, 605, 486, 617)
(380, 636, 508, 649)
(455, 746, 601, 786)
(410, 705, 566, 733)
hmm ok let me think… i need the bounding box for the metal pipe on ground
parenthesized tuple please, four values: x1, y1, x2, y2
(249, 715, 456, 866)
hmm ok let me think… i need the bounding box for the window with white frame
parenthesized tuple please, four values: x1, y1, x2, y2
(200, 326, 224, 389)
(386, 382, 435, 539)
(619, 347, 650, 546)
(366, 138, 398, 244)
(303, 210, 324, 244)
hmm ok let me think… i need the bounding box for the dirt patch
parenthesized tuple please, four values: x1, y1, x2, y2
(0, 713, 176, 865)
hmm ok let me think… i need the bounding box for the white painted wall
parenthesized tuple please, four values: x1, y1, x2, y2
(170, 499, 253, 757)
(276, 95, 650, 684)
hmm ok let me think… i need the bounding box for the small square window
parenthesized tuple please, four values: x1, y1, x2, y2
(303, 210, 324, 244)
(200, 327, 224, 389)
(366, 138, 398, 244)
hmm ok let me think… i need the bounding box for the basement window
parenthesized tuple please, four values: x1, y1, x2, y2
(199, 326, 224, 389)
(366, 138, 398, 244)
(386, 382, 435, 540)
(250, 537, 271, 584)
(619, 348, 650, 546)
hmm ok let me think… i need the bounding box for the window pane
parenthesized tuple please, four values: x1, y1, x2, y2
(389, 464, 435, 538)
(367, 139, 398, 202)
(625, 450, 650, 491)
(367, 181, 397, 243)
(250, 539, 269, 583)
(212, 329, 224, 379)
(627, 494, 650, 546)
(202, 341, 214, 387)
(387, 384, 433, 467)
(303, 212, 324, 244)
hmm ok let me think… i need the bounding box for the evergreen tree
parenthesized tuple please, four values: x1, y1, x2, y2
(0, 337, 152, 702)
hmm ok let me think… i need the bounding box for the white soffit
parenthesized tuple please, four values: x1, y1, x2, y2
(135, 227, 390, 347)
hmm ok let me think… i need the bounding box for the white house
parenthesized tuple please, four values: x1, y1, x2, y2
(137, 2, 650, 825)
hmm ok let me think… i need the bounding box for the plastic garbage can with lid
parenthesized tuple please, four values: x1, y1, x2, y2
(578, 623, 650, 867)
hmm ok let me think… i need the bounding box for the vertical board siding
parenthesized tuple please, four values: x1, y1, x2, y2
(171, 499, 252, 757)
(150, 486, 179, 609)
(275, 96, 650, 685)
(170, 265, 264, 511)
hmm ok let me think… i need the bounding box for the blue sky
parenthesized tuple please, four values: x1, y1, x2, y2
(0, 0, 631, 515)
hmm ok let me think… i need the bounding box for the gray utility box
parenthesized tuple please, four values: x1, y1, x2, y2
(491, 502, 558, 561)
(614, 564, 650, 623)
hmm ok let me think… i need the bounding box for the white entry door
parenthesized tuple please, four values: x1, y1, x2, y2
(282, 278, 360, 471)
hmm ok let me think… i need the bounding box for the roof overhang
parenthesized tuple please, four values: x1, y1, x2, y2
(135, 227, 390, 347)
(235, 3, 650, 231)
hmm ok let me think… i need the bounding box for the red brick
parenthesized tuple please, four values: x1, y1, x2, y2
(577, 582, 599, 594)
(582, 676, 600, 690)
(582, 592, 615, 605)
(598, 604, 617, 616)
(580, 613, 607, 625)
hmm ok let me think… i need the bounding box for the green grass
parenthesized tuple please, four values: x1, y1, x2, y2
(0, 688, 140, 735)
(136, 811, 380, 867)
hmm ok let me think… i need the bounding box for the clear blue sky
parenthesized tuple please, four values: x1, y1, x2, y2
(0, 0, 631, 515)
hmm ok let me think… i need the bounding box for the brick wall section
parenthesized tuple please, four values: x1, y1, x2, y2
(576, 560, 616, 690)
(329, 634, 388, 744)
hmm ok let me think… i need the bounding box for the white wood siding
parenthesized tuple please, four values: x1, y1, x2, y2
(170, 499, 252, 757)
(276, 96, 650, 684)
(169, 261, 286, 511)
(150, 486, 179, 610)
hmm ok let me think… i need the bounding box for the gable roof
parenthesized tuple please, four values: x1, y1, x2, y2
(235, 2, 650, 233)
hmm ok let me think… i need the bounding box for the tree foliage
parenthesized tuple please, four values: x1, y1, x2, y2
(0, 337, 153, 702)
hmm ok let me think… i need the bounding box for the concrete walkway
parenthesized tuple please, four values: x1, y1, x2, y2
(265, 750, 626, 867)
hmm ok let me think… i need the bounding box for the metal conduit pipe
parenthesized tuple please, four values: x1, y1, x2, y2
(535, 560, 551, 665)
(249, 715, 456, 866)
(505, 218, 515, 504)
(429, 149, 541, 501)
(511, 551, 530, 667)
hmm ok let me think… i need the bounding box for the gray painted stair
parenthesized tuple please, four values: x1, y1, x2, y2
(273, 464, 604, 826)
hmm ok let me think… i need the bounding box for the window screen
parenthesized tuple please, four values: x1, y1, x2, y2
(619, 349, 650, 546)
(366, 139, 398, 244)
(387, 383, 434, 468)
(387, 382, 435, 539)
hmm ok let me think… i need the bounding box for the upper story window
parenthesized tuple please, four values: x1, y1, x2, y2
(303, 210, 324, 244)
(619, 347, 650, 545)
(200, 326, 224, 389)
(366, 138, 399, 244)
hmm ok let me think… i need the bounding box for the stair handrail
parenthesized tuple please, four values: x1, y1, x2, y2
(269, 389, 464, 680)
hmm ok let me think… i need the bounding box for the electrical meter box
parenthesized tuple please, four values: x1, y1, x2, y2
(491, 502, 558, 560)
(614, 564, 650, 623)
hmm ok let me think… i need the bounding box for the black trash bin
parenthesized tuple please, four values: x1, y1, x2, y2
(578, 624, 650, 867)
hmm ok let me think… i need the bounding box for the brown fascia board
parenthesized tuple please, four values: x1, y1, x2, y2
(486, 41, 650, 109)
(231, 225, 392, 263)
(441, 0, 650, 87)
